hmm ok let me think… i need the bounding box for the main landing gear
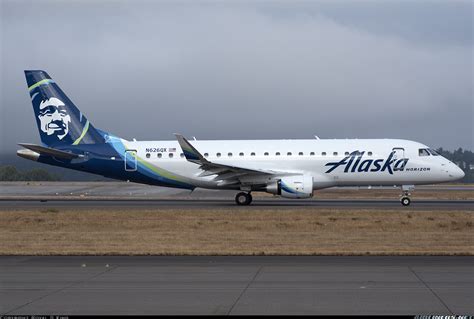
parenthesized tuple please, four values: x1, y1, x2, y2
(235, 192, 252, 205)
(401, 196, 411, 206)
(400, 185, 414, 206)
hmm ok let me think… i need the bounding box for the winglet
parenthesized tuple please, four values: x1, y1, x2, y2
(174, 134, 208, 164)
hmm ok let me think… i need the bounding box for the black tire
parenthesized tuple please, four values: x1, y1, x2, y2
(235, 192, 251, 205)
(401, 197, 411, 206)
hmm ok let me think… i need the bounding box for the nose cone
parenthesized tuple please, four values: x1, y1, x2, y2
(448, 163, 465, 181)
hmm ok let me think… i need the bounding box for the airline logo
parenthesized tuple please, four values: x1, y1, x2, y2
(37, 97, 71, 140)
(324, 151, 408, 175)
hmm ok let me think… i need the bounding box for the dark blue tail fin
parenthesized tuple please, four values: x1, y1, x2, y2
(25, 70, 105, 147)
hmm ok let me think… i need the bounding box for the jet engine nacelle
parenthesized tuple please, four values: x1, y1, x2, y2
(266, 175, 314, 199)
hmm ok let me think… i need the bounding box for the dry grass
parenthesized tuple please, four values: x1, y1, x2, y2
(0, 207, 472, 255)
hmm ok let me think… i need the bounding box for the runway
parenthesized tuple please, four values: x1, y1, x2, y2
(1, 256, 472, 315)
(1, 181, 472, 210)
(0, 199, 473, 210)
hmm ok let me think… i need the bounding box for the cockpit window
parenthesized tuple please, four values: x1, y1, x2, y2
(428, 149, 440, 156)
(419, 149, 430, 156)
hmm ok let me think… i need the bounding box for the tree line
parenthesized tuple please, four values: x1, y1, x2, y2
(0, 165, 60, 181)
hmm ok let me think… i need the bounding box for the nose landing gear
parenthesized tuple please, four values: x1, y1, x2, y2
(235, 192, 252, 205)
(400, 185, 414, 206)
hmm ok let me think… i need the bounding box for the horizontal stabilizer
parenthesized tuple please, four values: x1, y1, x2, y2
(18, 143, 81, 160)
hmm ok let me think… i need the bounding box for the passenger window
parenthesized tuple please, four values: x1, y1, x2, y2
(157, 153, 162, 158)
(275, 152, 280, 156)
(287, 152, 292, 156)
(298, 152, 303, 156)
(251, 152, 255, 156)
(204, 153, 209, 157)
(264, 152, 269, 156)
(310, 152, 315, 156)
(228, 152, 232, 157)
(169, 153, 173, 158)
(419, 149, 430, 156)
(333, 152, 338, 156)
(368, 151, 373, 156)
(217, 153, 221, 157)
(239, 152, 244, 156)
(180, 153, 184, 158)
(322, 152, 326, 156)
(146, 153, 150, 158)
(345, 152, 349, 156)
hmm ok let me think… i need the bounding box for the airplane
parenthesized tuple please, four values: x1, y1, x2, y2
(17, 70, 465, 206)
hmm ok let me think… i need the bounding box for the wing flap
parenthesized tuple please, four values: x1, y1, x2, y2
(198, 168, 229, 177)
(212, 171, 248, 181)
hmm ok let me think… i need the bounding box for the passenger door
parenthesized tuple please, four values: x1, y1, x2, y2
(392, 147, 405, 160)
(124, 150, 138, 172)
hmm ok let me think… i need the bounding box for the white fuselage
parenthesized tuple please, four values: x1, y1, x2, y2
(121, 138, 464, 190)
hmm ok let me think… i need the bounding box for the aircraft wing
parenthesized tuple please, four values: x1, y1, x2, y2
(174, 134, 292, 186)
(18, 143, 81, 160)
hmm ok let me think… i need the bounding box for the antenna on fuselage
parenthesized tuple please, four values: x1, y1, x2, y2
(192, 136, 197, 141)
(314, 135, 320, 140)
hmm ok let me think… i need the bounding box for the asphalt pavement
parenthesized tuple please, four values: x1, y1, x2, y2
(1, 256, 472, 315)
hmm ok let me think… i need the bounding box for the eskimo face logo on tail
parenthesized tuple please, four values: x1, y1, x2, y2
(324, 151, 408, 175)
(37, 98, 71, 140)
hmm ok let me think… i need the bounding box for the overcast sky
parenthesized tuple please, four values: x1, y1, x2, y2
(1, 0, 473, 153)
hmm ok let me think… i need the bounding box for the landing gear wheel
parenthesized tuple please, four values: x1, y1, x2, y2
(401, 197, 411, 206)
(235, 192, 252, 205)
